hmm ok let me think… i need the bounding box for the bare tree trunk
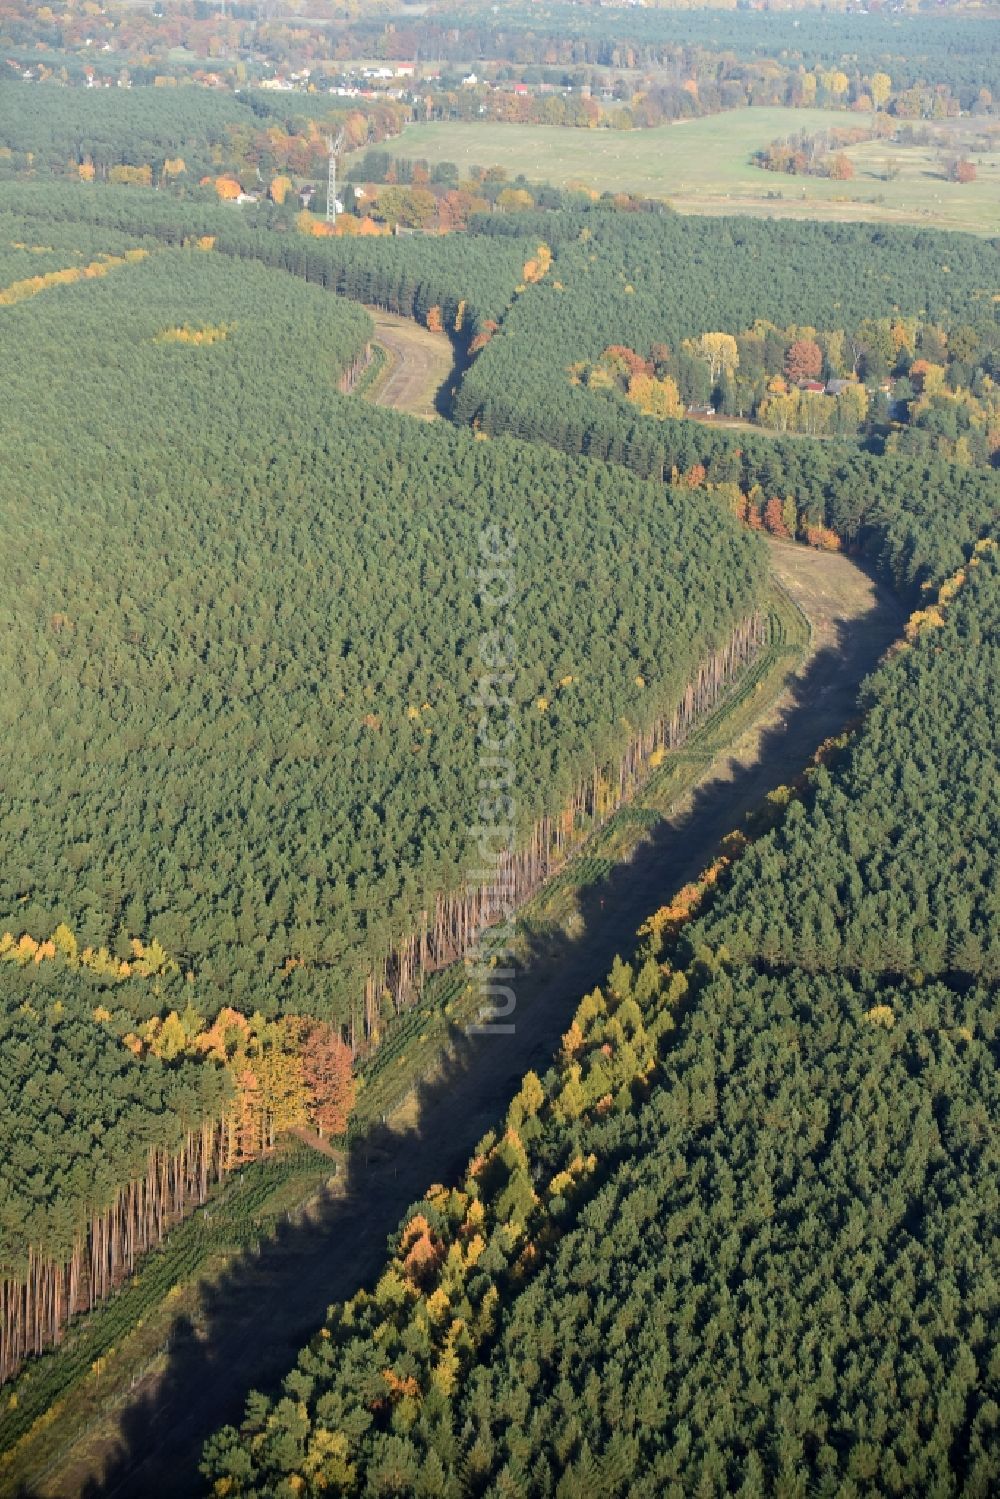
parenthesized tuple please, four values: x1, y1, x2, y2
(353, 611, 766, 1048)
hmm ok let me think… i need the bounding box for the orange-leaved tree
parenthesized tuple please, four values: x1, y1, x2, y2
(784, 338, 823, 383)
(301, 1021, 356, 1137)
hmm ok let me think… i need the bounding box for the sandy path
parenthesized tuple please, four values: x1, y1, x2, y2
(26, 540, 903, 1499)
(365, 310, 454, 420)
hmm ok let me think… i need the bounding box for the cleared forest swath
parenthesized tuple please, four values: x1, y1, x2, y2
(13, 541, 904, 1499)
(362, 309, 454, 419)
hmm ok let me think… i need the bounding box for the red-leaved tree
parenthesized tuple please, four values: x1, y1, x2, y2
(301, 1022, 356, 1137)
(785, 339, 823, 383)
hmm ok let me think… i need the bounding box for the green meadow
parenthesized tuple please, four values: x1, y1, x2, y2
(353, 108, 1000, 235)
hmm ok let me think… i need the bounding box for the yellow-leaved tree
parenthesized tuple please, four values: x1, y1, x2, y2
(269, 174, 293, 205)
(627, 372, 684, 420)
(871, 72, 892, 110)
(690, 332, 739, 383)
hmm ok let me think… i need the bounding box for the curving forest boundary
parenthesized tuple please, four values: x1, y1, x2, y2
(364, 310, 454, 420)
(4, 543, 902, 1499)
(0, 609, 766, 1391)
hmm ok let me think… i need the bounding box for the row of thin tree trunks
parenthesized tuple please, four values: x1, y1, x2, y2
(0, 613, 764, 1383)
(0, 1121, 224, 1385)
(337, 341, 373, 393)
(353, 611, 767, 1048)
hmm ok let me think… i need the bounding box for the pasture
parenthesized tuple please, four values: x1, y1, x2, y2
(351, 109, 1000, 235)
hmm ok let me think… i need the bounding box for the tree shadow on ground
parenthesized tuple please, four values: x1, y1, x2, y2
(37, 567, 901, 1499)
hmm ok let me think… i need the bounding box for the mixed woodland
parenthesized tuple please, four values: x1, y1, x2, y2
(6, 1, 994, 122)
(203, 550, 1000, 1498)
(454, 209, 1000, 590)
(0, 195, 766, 1380)
(427, 6, 1000, 106)
(0, 79, 996, 1496)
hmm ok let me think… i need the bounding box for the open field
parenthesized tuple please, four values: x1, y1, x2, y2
(352, 109, 1000, 235)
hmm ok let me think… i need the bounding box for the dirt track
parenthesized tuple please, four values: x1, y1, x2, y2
(26, 537, 903, 1499)
(365, 310, 454, 419)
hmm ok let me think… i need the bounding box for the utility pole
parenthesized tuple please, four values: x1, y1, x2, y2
(326, 129, 346, 224)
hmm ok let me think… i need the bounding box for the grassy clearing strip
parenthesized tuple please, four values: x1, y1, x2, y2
(360, 337, 398, 407)
(353, 581, 810, 1128)
(352, 340, 388, 400)
(362, 314, 455, 418)
(0, 1149, 334, 1488)
(0, 585, 806, 1488)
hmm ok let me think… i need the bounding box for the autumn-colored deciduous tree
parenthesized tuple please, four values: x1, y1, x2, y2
(469, 319, 499, 353)
(497, 186, 534, 212)
(804, 522, 842, 551)
(627, 372, 683, 420)
(781, 496, 798, 537)
(949, 158, 977, 184)
(602, 345, 650, 378)
(399, 1214, 445, 1289)
(870, 71, 892, 110)
(785, 338, 823, 383)
(109, 164, 153, 187)
(213, 176, 242, 201)
(827, 153, 855, 181)
(269, 174, 293, 205)
(763, 497, 791, 538)
(332, 215, 388, 238)
(377, 186, 437, 229)
(690, 332, 739, 383)
(909, 359, 946, 395)
(836, 382, 869, 431)
(436, 189, 489, 232)
(522, 243, 552, 284)
(301, 1022, 356, 1137)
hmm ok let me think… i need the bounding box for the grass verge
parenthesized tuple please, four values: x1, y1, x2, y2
(353, 580, 809, 1127)
(0, 1149, 334, 1496)
(0, 581, 809, 1496)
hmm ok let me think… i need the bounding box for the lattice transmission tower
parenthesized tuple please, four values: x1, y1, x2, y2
(326, 130, 346, 224)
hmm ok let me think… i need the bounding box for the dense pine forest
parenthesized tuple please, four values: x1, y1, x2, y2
(456, 210, 1000, 589)
(0, 182, 531, 350)
(0, 84, 252, 183)
(694, 550, 1000, 981)
(203, 553, 1000, 1498)
(0, 65, 996, 1496)
(0, 237, 761, 1028)
(0, 960, 229, 1385)
(0, 200, 769, 1381)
